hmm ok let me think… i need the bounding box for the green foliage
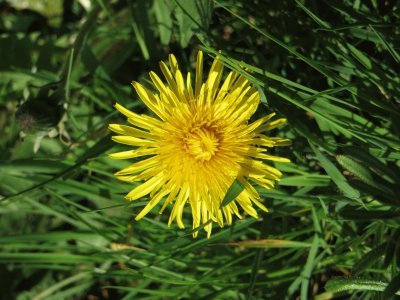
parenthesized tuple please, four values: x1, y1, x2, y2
(220, 179, 245, 208)
(1, 0, 399, 299)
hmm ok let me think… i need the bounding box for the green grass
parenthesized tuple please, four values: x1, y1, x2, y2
(1, 0, 400, 299)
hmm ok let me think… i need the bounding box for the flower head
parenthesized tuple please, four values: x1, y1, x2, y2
(109, 51, 290, 237)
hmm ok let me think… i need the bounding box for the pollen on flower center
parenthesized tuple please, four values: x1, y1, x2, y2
(185, 128, 219, 161)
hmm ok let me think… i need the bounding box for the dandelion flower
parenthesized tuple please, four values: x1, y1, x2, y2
(109, 51, 290, 237)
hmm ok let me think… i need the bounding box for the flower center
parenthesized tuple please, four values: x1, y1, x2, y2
(185, 128, 219, 161)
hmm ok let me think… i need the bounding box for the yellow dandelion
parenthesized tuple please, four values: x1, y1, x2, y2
(109, 51, 291, 237)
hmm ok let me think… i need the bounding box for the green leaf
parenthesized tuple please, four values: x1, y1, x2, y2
(336, 155, 373, 184)
(220, 179, 245, 208)
(294, 0, 331, 29)
(104, 285, 179, 296)
(6, 0, 64, 27)
(0, 159, 69, 174)
(153, 0, 175, 45)
(339, 208, 400, 220)
(370, 25, 400, 64)
(310, 144, 360, 200)
(1, 134, 113, 201)
(301, 234, 319, 300)
(352, 242, 387, 274)
(325, 277, 400, 295)
(0, 252, 102, 264)
(384, 273, 400, 299)
(343, 147, 399, 184)
(279, 175, 330, 187)
(384, 228, 400, 268)
(174, 0, 212, 47)
(347, 44, 372, 69)
(301, 206, 321, 300)
(128, 0, 155, 60)
(225, 239, 311, 249)
(247, 249, 263, 300)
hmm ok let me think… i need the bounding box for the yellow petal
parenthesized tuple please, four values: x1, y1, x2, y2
(249, 176, 275, 190)
(135, 188, 170, 220)
(125, 174, 165, 201)
(195, 50, 203, 97)
(269, 138, 292, 146)
(132, 82, 168, 120)
(112, 136, 156, 147)
(256, 118, 287, 132)
(108, 147, 158, 159)
(253, 152, 291, 162)
(114, 102, 137, 119)
(108, 124, 158, 140)
(115, 157, 159, 176)
(251, 198, 269, 213)
(159, 61, 180, 101)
